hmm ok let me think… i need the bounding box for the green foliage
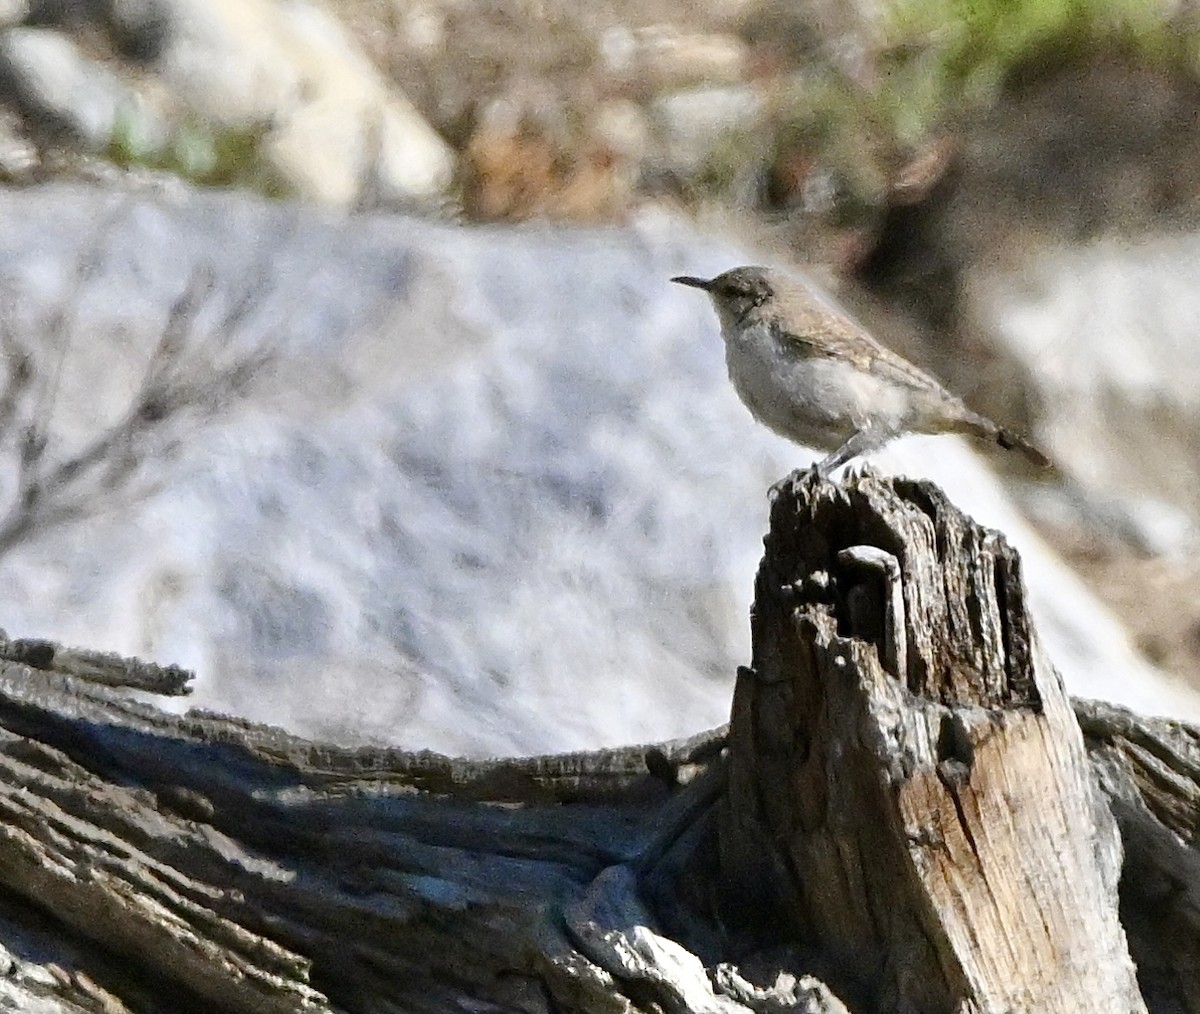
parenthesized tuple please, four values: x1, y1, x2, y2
(878, 0, 1200, 140)
(689, 0, 1200, 221)
(107, 110, 290, 197)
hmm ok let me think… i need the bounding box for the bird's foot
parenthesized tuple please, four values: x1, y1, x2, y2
(813, 452, 845, 482)
(768, 465, 825, 502)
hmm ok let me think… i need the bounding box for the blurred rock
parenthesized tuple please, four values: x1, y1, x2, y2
(592, 99, 650, 163)
(0, 27, 148, 148)
(141, 0, 455, 206)
(0, 0, 26, 28)
(599, 25, 749, 89)
(1, 0, 456, 206)
(649, 84, 762, 177)
(0, 107, 36, 176)
(105, 0, 172, 61)
(396, 3, 444, 56)
(1014, 478, 1200, 683)
(0, 181, 1194, 758)
(1019, 484, 1200, 562)
(959, 233, 1200, 697)
(967, 233, 1200, 521)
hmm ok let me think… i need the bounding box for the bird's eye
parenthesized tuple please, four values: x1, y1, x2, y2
(723, 282, 758, 302)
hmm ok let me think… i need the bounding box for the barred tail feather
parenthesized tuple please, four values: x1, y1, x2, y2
(956, 411, 1050, 467)
(996, 427, 1050, 468)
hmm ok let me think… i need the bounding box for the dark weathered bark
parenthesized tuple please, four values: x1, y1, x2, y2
(721, 473, 1141, 1012)
(0, 472, 1194, 1012)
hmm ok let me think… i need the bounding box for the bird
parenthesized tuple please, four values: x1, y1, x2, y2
(671, 265, 1049, 479)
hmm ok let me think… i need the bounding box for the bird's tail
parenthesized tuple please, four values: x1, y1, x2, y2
(995, 427, 1050, 467)
(958, 412, 1050, 467)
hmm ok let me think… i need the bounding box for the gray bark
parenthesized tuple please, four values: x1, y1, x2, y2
(0, 471, 1191, 1012)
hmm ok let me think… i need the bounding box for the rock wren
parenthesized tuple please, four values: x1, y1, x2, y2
(672, 265, 1048, 477)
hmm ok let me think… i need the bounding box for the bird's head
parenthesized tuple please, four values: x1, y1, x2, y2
(671, 266, 775, 334)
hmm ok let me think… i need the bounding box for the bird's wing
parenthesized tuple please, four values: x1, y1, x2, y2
(860, 335, 954, 397)
(773, 286, 955, 399)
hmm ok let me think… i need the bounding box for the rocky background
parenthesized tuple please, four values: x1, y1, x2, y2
(0, 0, 1198, 754)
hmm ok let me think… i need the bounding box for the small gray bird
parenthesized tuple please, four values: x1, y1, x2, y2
(672, 265, 1048, 478)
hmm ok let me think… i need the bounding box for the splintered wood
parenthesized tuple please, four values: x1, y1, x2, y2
(0, 472, 1191, 1012)
(722, 472, 1145, 1014)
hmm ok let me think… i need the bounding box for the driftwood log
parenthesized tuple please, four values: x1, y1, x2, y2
(0, 472, 1196, 1012)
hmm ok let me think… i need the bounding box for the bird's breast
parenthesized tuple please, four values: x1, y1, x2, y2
(722, 325, 910, 449)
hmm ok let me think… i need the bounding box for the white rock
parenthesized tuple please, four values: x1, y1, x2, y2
(599, 25, 749, 87)
(0, 0, 26, 28)
(967, 234, 1200, 519)
(150, 0, 455, 205)
(0, 184, 1194, 758)
(0, 28, 147, 148)
(650, 85, 763, 176)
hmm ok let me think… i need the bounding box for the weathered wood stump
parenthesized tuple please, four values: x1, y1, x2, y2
(722, 473, 1141, 1012)
(0, 473, 1194, 1012)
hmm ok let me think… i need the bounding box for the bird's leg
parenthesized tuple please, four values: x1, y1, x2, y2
(812, 429, 878, 481)
(769, 429, 886, 499)
(768, 429, 878, 500)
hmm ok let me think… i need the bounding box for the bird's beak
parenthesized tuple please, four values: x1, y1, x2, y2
(670, 275, 714, 291)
